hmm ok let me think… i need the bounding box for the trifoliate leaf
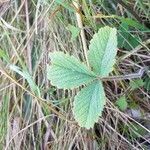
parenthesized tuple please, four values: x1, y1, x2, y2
(73, 81, 106, 129)
(88, 26, 117, 77)
(47, 52, 96, 89)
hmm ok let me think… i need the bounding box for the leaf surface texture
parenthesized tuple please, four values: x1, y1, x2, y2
(47, 52, 96, 88)
(73, 81, 106, 129)
(88, 26, 117, 76)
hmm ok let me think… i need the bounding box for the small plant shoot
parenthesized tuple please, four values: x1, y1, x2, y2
(47, 26, 117, 129)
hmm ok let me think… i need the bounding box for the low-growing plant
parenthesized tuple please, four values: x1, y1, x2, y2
(47, 26, 117, 129)
(115, 96, 128, 111)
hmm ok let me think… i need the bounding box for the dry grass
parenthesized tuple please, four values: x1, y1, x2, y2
(0, 0, 150, 150)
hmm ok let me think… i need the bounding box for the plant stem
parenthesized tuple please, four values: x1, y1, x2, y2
(73, 1, 89, 67)
(115, 0, 143, 23)
(25, 0, 32, 73)
(99, 67, 148, 81)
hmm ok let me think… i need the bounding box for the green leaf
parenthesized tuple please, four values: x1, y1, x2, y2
(115, 96, 128, 111)
(121, 122, 147, 139)
(144, 77, 150, 91)
(120, 18, 149, 31)
(55, 0, 74, 12)
(130, 79, 144, 90)
(73, 81, 106, 129)
(0, 49, 9, 62)
(88, 26, 117, 77)
(9, 65, 40, 96)
(67, 24, 80, 41)
(47, 52, 96, 89)
(118, 23, 141, 50)
(130, 122, 147, 138)
(118, 22, 129, 48)
(22, 94, 32, 121)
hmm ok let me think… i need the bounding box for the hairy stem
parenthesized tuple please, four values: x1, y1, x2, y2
(99, 67, 148, 81)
